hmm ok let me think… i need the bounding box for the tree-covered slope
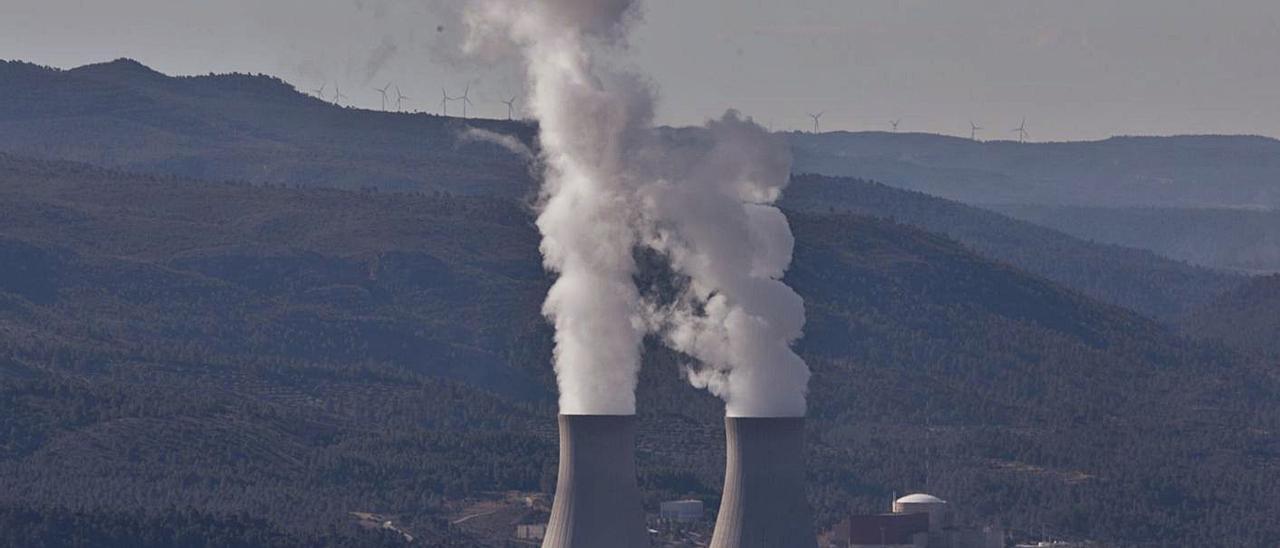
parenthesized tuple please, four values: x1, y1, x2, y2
(0, 59, 534, 196)
(1183, 274, 1280, 360)
(782, 174, 1240, 321)
(0, 60, 1247, 326)
(1, 154, 1277, 545)
(993, 204, 1280, 273)
(788, 130, 1280, 209)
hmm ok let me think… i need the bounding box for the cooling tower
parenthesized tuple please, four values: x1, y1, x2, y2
(710, 417, 817, 548)
(542, 414, 648, 548)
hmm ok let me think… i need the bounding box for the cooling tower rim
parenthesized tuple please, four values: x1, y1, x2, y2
(557, 413, 637, 416)
(723, 414, 807, 418)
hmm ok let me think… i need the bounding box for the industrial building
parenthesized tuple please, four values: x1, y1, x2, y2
(659, 499, 705, 523)
(825, 493, 1003, 548)
(828, 512, 930, 547)
(1013, 542, 1097, 548)
(515, 523, 547, 542)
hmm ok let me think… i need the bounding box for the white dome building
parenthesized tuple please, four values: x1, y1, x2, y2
(893, 493, 951, 533)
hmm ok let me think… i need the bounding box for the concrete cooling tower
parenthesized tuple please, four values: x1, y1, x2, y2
(542, 414, 648, 548)
(710, 417, 817, 548)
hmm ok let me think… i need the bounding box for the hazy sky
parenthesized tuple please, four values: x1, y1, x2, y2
(3, 0, 1279, 141)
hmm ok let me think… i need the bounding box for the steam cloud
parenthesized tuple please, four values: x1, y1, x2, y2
(459, 127, 534, 160)
(637, 114, 809, 417)
(463, 0, 809, 417)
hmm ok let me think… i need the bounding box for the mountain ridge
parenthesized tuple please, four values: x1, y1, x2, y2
(0, 58, 536, 196)
(788, 129, 1280, 208)
(0, 58, 1249, 324)
(1183, 274, 1280, 359)
(782, 174, 1241, 321)
(1, 152, 1277, 545)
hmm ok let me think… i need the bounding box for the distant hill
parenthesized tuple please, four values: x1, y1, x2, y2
(0, 152, 549, 395)
(9, 58, 1280, 214)
(1, 153, 1277, 546)
(788, 131, 1280, 209)
(0, 59, 535, 196)
(0, 58, 1243, 324)
(992, 204, 1280, 274)
(1183, 274, 1280, 359)
(782, 174, 1240, 321)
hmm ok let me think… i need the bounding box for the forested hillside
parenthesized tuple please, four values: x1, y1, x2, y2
(1183, 274, 1280, 359)
(0, 505, 424, 548)
(782, 175, 1239, 320)
(788, 131, 1280, 208)
(0, 59, 534, 196)
(0, 59, 1252, 324)
(1, 154, 1278, 546)
(12, 58, 1278, 213)
(993, 204, 1280, 273)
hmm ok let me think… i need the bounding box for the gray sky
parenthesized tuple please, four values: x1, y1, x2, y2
(3, 0, 1279, 141)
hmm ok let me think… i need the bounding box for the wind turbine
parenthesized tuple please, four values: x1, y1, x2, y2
(374, 82, 392, 111)
(969, 120, 983, 141)
(395, 86, 410, 112)
(890, 118, 901, 132)
(1012, 117, 1029, 143)
(311, 83, 327, 100)
(441, 88, 451, 116)
(460, 83, 474, 119)
(501, 95, 518, 120)
(808, 111, 824, 133)
(334, 85, 349, 106)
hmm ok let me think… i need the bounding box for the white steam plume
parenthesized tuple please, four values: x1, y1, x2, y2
(638, 113, 809, 417)
(459, 127, 534, 160)
(463, 1, 809, 417)
(464, 0, 651, 415)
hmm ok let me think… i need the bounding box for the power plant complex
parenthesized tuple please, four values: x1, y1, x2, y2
(540, 414, 819, 548)
(824, 493, 1006, 548)
(532, 414, 1014, 548)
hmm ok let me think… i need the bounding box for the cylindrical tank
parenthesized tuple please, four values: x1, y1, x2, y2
(710, 417, 818, 548)
(893, 493, 950, 533)
(542, 414, 648, 548)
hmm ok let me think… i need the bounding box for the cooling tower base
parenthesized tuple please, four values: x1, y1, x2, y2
(710, 416, 817, 548)
(542, 414, 648, 548)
